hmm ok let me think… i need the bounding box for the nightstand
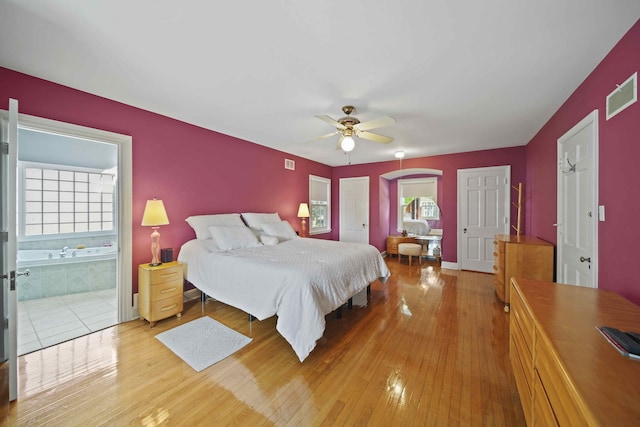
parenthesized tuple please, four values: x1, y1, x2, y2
(138, 261, 184, 327)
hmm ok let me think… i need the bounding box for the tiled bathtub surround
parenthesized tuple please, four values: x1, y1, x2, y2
(17, 259, 116, 301)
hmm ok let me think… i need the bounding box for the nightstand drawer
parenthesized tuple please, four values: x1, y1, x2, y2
(149, 280, 182, 301)
(148, 264, 182, 284)
(148, 294, 182, 321)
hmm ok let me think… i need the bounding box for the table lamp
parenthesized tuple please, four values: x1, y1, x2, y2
(297, 203, 310, 237)
(141, 198, 170, 266)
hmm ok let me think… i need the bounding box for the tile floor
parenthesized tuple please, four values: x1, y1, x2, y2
(17, 288, 118, 356)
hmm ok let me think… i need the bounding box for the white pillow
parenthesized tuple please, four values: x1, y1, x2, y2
(261, 220, 298, 241)
(185, 214, 244, 239)
(260, 235, 280, 246)
(241, 212, 281, 231)
(207, 225, 260, 251)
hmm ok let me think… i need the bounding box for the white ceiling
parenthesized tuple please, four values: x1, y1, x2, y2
(2, 1, 640, 167)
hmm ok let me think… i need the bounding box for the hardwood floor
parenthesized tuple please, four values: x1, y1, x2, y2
(5, 258, 525, 426)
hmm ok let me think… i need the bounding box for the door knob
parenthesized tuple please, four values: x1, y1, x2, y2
(463, 228, 467, 233)
(579, 256, 591, 263)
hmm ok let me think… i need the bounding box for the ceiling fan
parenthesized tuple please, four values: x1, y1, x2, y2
(314, 105, 396, 152)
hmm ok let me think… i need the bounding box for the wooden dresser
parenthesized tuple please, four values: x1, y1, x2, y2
(138, 261, 184, 327)
(510, 278, 640, 426)
(386, 235, 417, 257)
(493, 234, 553, 311)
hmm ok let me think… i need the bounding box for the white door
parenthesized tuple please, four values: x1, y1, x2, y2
(1, 99, 20, 403)
(458, 166, 510, 273)
(339, 177, 369, 244)
(557, 110, 598, 287)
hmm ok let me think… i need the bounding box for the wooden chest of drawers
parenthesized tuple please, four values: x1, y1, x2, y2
(138, 261, 183, 327)
(510, 278, 640, 426)
(386, 235, 417, 257)
(493, 234, 553, 311)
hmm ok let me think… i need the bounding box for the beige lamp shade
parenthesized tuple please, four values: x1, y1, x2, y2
(141, 199, 170, 226)
(297, 203, 310, 218)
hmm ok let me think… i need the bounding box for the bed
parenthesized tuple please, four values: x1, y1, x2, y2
(177, 213, 390, 362)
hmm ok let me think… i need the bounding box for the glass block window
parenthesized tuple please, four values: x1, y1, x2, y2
(22, 165, 115, 236)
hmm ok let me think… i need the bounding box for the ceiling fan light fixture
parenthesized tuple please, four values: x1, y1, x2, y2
(340, 135, 355, 152)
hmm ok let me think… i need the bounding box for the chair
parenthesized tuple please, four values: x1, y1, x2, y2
(398, 243, 422, 267)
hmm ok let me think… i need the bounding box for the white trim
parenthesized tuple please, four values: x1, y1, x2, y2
(309, 174, 331, 235)
(441, 261, 458, 270)
(17, 113, 133, 321)
(381, 167, 443, 180)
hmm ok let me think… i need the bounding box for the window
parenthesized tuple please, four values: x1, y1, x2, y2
(20, 163, 116, 237)
(309, 175, 331, 234)
(398, 178, 439, 231)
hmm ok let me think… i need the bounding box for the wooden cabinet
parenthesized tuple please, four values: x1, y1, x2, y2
(139, 261, 184, 327)
(386, 235, 417, 257)
(493, 234, 553, 311)
(510, 278, 640, 426)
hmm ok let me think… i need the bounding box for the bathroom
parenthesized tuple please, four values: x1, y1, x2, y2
(16, 127, 120, 355)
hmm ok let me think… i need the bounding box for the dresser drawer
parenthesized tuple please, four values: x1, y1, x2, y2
(533, 368, 559, 426)
(511, 288, 534, 355)
(510, 336, 533, 426)
(535, 337, 587, 426)
(148, 264, 182, 284)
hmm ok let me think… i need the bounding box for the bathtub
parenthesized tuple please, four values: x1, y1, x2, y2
(17, 246, 118, 268)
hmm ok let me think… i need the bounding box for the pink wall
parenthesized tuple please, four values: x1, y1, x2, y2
(526, 20, 640, 304)
(0, 67, 332, 294)
(331, 146, 526, 261)
(3, 19, 638, 305)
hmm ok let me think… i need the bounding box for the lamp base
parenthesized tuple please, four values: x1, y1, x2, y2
(148, 262, 163, 267)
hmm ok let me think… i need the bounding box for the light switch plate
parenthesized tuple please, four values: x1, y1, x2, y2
(598, 205, 605, 221)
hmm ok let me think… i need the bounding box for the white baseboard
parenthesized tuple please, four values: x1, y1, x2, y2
(441, 261, 458, 270)
(131, 293, 139, 319)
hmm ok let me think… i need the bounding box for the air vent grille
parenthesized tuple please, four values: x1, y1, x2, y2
(284, 158, 295, 170)
(606, 72, 637, 120)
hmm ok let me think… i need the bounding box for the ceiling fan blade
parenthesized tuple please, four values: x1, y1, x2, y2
(315, 114, 346, 130)
(354, 116, 396, 131)
(313, 130, 340, 141)
(357, 131, 394, 144)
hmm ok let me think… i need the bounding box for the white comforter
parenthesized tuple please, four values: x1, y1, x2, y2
(178, 238, 390, 361)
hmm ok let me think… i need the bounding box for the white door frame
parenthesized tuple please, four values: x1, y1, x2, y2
(13, 112, 133, 322)
(556, 110, 598, 287)
(457, 165, 511, 272)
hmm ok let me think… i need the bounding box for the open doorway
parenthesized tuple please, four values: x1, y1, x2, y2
(11, 114, 133, 356)
(16, 128, 120, 354)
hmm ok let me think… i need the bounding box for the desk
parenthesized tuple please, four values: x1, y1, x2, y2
(386, 235, 417, 257)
